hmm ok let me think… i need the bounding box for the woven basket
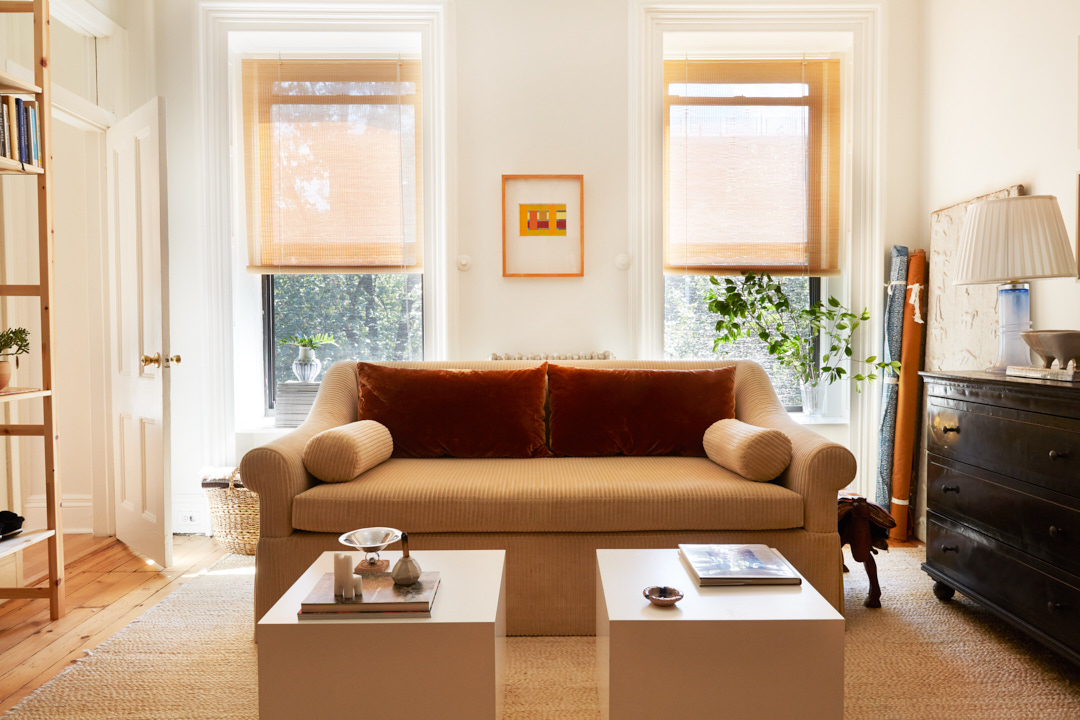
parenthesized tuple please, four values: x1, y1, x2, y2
(205, 469, 259, 555)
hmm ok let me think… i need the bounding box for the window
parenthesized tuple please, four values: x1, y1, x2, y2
(241, 57, 425, 410)
(662, 59, 841, 406)
(263, 274, 422, 408)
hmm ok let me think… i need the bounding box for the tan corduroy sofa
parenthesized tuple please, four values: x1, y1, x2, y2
(241, 360, 855, 635)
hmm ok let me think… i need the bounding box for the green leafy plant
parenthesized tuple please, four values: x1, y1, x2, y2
(704, 272, 898, 391)
(0, 327, 30, 360)
(278, 333, 338, 350)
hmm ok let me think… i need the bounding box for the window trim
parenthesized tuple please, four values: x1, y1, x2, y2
(209, 4, 456, 458)
(629, 3, 885, 499)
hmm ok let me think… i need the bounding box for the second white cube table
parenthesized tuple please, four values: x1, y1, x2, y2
(259, 549, 506, 720)
(596, 548, 844, 720)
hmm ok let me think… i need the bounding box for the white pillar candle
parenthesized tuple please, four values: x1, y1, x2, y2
(334, 553, 352, 596)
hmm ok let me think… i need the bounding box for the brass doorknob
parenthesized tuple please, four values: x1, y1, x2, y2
(140, 353, 161, 368)
(169, 355, 182, 366)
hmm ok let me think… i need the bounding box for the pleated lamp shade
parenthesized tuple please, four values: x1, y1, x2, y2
(954, 195, 1075, 285)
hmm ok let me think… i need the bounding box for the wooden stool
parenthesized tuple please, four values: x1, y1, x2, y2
(838, 494, 896, 608)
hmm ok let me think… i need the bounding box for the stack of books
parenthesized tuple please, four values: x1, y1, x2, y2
(274, 382, 320, 427)
(0, 95, 42, 168)
(678, 543, 802, 586)
(298, 571, 441, 620)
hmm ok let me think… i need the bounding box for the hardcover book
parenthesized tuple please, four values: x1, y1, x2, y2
(678, 544, 802, 586)
(299, 571, 440, 618)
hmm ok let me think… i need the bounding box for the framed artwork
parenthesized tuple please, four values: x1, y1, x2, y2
(502, 174, 584, 277)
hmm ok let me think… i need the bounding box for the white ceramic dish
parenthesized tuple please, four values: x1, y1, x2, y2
(1020, 330, 1080, 370)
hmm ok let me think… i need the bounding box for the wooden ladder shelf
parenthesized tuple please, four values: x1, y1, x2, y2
(0, 0, 65, 620)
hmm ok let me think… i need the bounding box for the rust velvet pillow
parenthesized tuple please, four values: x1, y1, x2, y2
(355, 363, 550, 458)
(546, 365, 737, 457)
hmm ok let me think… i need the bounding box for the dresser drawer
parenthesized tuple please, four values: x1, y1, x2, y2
(927, 456, 1080, 577)
(927, 398, 1080, 498)
(926, 515, 1080, 653)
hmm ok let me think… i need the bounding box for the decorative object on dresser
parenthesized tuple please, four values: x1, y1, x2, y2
(1011, 330, 1080, 382)
(953, 195, 1076, 373)
(502, 174, 584, 277)
(921, 371, 1080, 665)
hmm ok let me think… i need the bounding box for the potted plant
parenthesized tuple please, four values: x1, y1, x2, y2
(279, 333, 338, 383)
(704, 272, 898, 417)
(0, 327, 30, 391)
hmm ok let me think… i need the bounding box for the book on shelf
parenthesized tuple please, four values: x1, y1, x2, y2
(4, 96, 16, 162)
(678, 544, 802, 586)
(298, 571, 440, 620)
(0, 100, 6, 158)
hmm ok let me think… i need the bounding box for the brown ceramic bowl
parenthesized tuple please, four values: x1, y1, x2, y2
(643, 586, 684, 607)
(1020, 330, 1080, 370)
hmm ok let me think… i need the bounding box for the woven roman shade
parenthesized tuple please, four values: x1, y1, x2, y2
(664, 59, 842, 276)
(242, 59, 423, 274)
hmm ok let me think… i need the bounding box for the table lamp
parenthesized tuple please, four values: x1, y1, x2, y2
(954, 195, 1076, 373)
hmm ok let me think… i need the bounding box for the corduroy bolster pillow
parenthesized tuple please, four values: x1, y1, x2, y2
(547, 365, 736, 456)
(356, 362, 551, 458)
(703, 418, 793, 482)
(303, 420, 394, 483)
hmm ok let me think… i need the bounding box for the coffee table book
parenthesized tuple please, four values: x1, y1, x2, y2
(678, 544, 802, 586)
(298, 571, 440, 620)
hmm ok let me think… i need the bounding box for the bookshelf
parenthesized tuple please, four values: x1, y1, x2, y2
(0, 0, 64, 620)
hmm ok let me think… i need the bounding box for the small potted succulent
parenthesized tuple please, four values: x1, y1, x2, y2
(279, 333, 337, 383)
(0, 327, 30, 391)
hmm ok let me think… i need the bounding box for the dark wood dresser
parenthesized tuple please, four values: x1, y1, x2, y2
(920, 371, 1080, 665)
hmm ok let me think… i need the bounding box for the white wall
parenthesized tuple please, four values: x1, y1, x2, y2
(154, 0, 927, 524)
(454, 0, 632, 359)
(923, 0, 1080, 327)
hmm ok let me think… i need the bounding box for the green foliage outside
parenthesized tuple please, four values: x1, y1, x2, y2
(665, 274, 810, 406)
(271, 274, 423, 392)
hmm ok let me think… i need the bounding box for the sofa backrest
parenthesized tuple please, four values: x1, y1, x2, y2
(311, 359, 786, 432)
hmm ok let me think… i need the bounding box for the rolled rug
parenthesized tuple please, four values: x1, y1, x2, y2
(890, 249, 927, 541)
(876, 246, 908, 507)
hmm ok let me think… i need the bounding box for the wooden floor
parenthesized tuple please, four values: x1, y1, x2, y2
(0, 534, 227, 713)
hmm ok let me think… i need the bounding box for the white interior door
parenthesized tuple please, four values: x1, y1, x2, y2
(105, 97, 172, 568)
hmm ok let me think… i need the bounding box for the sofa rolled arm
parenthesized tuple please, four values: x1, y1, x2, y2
(733, 362, 856, 534)
(240, 362, 360, 538)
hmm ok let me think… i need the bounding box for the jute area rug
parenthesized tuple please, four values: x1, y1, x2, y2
(5, 548, 1080, 719)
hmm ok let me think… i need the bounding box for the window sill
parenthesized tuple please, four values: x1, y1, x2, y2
(788, 411, 848, 427)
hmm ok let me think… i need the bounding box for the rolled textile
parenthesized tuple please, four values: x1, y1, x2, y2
(889, 249, 927, 541)
(876, 246, 908, 507)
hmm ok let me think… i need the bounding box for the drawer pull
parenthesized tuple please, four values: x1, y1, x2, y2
(942, 485, 960, 494)
(941, 544, 960, 554)
(942, 425, 960, 434)
(1048, 450, 1069, 461)
(1047, 602, 1065, 613)
(1049, 525, 1065, 538)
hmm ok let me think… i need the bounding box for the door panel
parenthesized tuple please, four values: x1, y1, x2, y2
(106, 97, 172, 568)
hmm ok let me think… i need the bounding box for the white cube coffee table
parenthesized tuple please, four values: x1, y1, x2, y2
(596, 549, 844, 720)
(259, 549, 506, 720)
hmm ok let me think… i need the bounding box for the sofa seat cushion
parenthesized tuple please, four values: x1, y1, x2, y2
(291, 457, 804, 534)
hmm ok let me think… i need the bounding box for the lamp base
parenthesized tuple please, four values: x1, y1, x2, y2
(986, 282, 1032, 374)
